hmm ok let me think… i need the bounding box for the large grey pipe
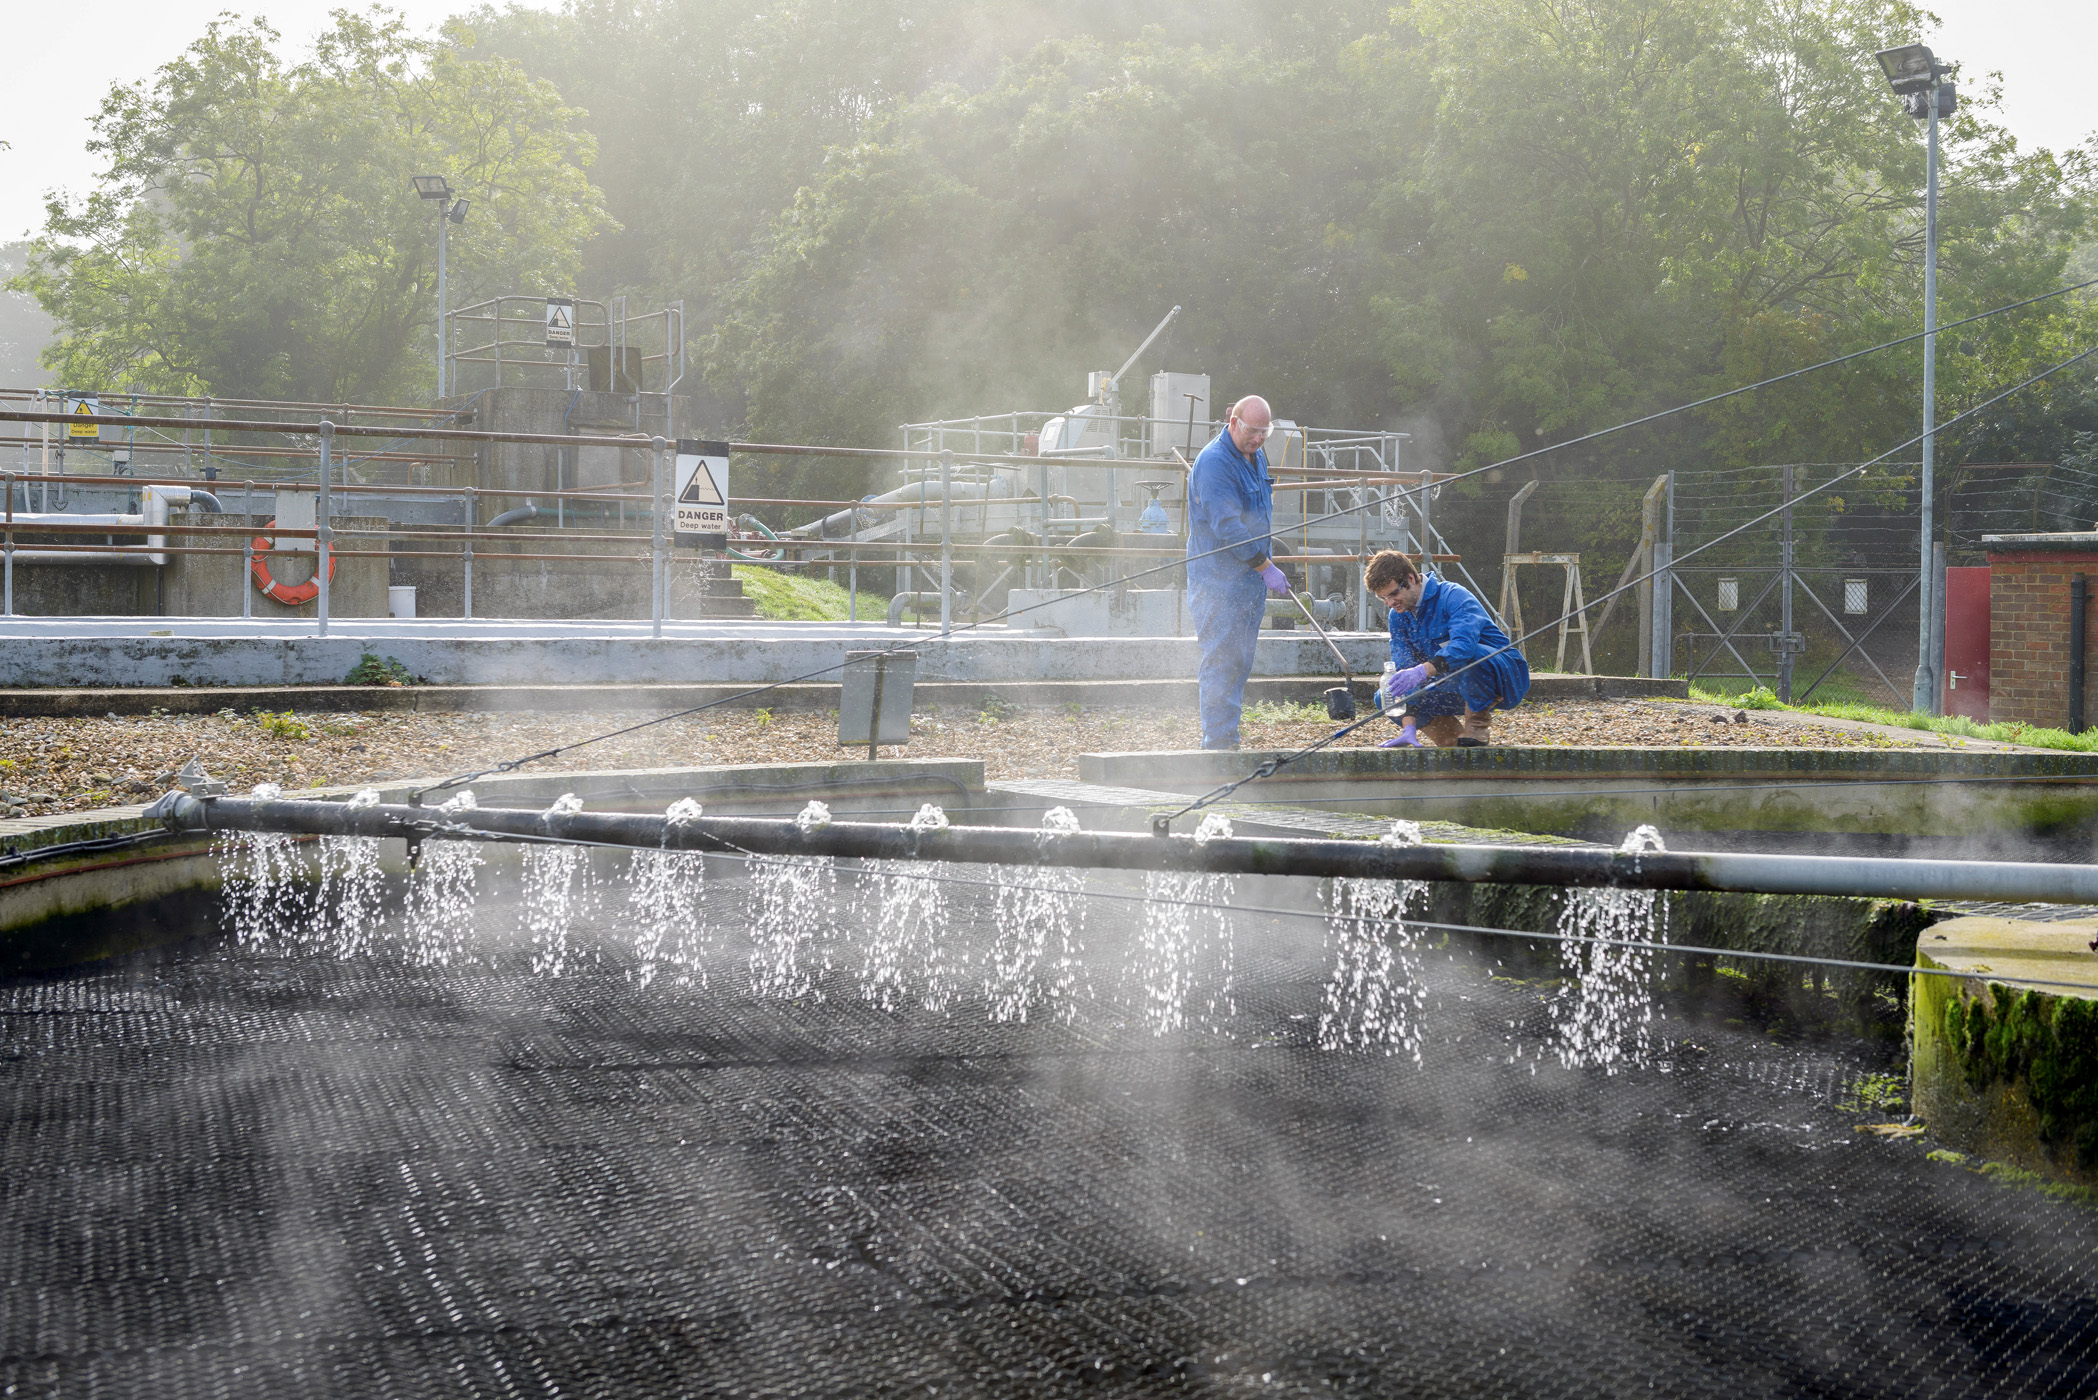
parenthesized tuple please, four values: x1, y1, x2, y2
(146, 793, 2098, 906)
(486, 503, 539, 529)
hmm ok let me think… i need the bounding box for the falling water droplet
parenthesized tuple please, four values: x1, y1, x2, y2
(1552, 826, 1670, 1072)
(628, 800, 707, 986)
(1320, 822, 1428, 1060)
(405, 791, 483, 966)
(523, 795, 594, 977)
(987, 809, 1089, 1023)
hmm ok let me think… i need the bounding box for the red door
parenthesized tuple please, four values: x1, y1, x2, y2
(1942, 566, 1990, 720)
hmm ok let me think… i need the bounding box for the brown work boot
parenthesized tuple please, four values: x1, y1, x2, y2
(1457, 710, 1493, 747)
(1419, 715, 1464, 747)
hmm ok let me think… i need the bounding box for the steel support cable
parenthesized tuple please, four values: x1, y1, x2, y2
(629, 763, 2098, 822)
(69, 280, 2085, 798)
(706, 852, 2098, 1000)
(1156, 341, 2098, 829)
(8, 276, 2094, 460)
(400, 288, 2098, 792)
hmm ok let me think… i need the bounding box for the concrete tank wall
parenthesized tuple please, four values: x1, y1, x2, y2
(385, 386, 720, 620)
(162, 513, 390, 619)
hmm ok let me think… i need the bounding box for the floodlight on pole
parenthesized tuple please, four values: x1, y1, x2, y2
(413, 175, 468, 398)
(1875, 45, 1958, 717)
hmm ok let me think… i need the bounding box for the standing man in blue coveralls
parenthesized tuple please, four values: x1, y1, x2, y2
(1186, 395, 1292, 750)
(1366, 548, 1530, 746)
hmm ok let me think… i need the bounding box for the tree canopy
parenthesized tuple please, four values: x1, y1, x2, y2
(12, 0, 2096, 507)
(13, 11, 610, 402)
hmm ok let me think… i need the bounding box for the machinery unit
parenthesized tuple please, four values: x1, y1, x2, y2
(786, 305, 1490, 632)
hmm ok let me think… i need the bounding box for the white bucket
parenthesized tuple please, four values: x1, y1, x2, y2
(387, 585, 417, 619)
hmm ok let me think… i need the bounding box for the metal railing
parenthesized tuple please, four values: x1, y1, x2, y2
(0, 400, 1462, 640)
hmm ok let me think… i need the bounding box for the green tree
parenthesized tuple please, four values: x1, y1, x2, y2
(706, 21, 1397, 498)
(12, 10, 611, 402)
(1375, 0, 2093, 474)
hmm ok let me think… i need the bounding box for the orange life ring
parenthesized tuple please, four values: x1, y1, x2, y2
(248, 520, 336, 605)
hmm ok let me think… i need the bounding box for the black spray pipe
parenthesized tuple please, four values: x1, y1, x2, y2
(145, 792, 2098, 906)
(2072, 573, 2086, 736)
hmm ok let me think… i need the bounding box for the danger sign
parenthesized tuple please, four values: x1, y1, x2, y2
(674, 439, 730, 547)
(544, 296, 575, 347)
(65, 394, 100, 439)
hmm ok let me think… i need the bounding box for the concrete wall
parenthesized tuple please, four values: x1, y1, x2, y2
(162, 512, 390, 619)
(5, 559, 156, 616)
(1080, 743, 2098, 841)
(385, 386, 721, 620)
(1986, 541, 2098, 729)
(1912, 916, 2098, 1187)
(0, 627, 1399, 688)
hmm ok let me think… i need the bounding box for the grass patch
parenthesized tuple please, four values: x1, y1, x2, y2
(1685, 684, 2098, 754)
(732, 565, 887, 622)
(1244, 700, 1329, 724)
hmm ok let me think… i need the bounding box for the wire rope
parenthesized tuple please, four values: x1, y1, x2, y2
(452, 837, 2094, 1000)
(411, 280, 2098, 799)
(1156, 341, 2098, 827)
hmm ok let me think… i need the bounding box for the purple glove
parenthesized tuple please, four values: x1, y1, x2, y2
(1381, 663, 1432, 703)
(1258, 561, 1290, 594)
(1378, 718, 1424, 748)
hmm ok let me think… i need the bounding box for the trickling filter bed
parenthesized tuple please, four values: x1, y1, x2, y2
(1, 787, 2094, 1396)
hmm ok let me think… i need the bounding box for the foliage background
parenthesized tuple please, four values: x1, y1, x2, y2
(10, 0, 2097, 667)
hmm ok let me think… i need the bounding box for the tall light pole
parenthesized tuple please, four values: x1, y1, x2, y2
(1876, 45, 1957, 716)
(412, 175, 472, 400)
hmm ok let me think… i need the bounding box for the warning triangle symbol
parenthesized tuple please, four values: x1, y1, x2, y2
(679, 464, 723, 505)
(548, 305, 572, 331)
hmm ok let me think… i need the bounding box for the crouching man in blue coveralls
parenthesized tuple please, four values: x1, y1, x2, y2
(1186, 395, 1292, 750)
(1366, 549, 1530, 747)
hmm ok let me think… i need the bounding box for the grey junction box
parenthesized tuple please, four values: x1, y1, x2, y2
(838, 650, 917, 753)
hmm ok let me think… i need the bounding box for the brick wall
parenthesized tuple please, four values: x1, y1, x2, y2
(1987, 549, 2098, 728)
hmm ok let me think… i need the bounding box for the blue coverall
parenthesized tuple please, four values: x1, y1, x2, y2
(1186, 432, 1275, 749)
(1387, 576, 1531, 722)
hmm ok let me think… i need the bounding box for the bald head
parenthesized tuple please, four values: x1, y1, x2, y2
(1227, 395, 1273, 455)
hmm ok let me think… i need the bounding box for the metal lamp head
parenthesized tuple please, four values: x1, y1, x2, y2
(411, 174, 452, 200)
(446, 198, 471, 226)
(1874, 43, 1938, 95)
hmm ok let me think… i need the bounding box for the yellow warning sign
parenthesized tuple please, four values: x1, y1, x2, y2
(66, 395, 100, 439)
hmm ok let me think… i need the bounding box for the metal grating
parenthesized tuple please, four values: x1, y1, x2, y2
(1, 868, 2094, 1398)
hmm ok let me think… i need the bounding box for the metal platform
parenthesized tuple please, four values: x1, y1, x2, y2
(2, 870, 2094, 1397)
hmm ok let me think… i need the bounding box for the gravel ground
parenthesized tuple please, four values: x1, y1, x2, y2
(0, 697, 1913, 819)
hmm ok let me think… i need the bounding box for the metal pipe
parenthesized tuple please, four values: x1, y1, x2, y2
(940, 449, 953, 635)
(485, 503, 539, 529)
(2072, 573, 2087, 734)
(148, 793, 2098, 906)
(1779, 462, 1794, 702)
(317, 420, 332, 637)
(887, 591, 943, 628)
(1911, 82, 1942, 713)
(1930, 539, 1948, 712)
(651, 436, 667, 637)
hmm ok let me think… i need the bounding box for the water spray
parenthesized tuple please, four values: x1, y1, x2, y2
(145, 790, 2098, 906)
